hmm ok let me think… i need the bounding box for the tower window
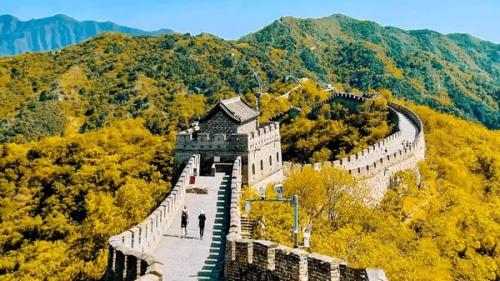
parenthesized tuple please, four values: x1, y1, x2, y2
(269, 155, 272, 166)
(276, 152, 280, 162)
(252, 164, 255, 175)
(260, 160, 263, 171)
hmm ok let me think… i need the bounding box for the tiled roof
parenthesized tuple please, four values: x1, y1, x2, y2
(200, 96, 259, 123)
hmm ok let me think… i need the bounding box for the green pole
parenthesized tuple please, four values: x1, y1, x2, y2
(293, 194, 299, 248)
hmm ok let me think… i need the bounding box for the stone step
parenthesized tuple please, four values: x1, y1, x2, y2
(204, 259, 219, 265)
(210, 237, 223, 244)
(209, 248, 222, 254)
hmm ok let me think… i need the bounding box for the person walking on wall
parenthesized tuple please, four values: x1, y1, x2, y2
(198, 210, 206, 240)
(181, 206, 189, 238)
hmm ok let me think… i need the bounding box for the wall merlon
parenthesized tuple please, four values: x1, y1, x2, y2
(307, 253, 345, 281)
(253, 240, 278, 271)
(248, 122, 280, 144)
(275, 246, 308, 281)
(235, 239, 254, 264)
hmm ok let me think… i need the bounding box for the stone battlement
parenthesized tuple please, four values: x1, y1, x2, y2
(176, 130, 246, 142)
(308, 92, 368, 114)
(248, 122, 281, 149)
(283, 95, 426, 202)
(104, 91, 426, 280)
(269, 107, 302, 122)
(106, 155, 200, 281)
(332, 131, 402, 170)
(176, 122, 281, 151)
(176, 131, 249, 151)
(225, 158, 388, 281)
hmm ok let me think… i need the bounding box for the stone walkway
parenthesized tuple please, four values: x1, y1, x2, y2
(343, 110, 418, 170)
(152, 173, 229, 281)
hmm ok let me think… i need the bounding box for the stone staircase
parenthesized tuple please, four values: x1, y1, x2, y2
(240, 216, 254, 239)
(197, 174, 230, 281)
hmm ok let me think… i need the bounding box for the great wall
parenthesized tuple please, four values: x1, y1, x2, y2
(106, 91, 426, 280)
(224, 157, 388, 281)
(282, 92, 425, 202)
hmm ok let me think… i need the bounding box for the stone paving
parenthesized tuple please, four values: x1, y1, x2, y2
(152, 173, 229, 281)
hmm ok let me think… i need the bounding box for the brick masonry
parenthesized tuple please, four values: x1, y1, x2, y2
(106, 92, 426, 280)
(225, 158, 389, 281)
(175, 99, 283, 187)
(283, 93, 426, 202)
(106, 155, 200, 281)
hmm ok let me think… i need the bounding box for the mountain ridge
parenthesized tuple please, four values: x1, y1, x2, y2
(0, 14, 172, 55)
(241, 13, 499, 128)
(0, 13, 498, 145)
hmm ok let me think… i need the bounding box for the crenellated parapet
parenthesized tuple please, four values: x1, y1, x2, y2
(269, 107, 302, 122)
(175, 122, 281, 153)
(248, 122, 281, 150)
(332, 131, 402, 170)
(175, 130, 249, 151)
(225, 159, 388, 281)
(283, 93, 426, 202)
(106, 155, 200, 281)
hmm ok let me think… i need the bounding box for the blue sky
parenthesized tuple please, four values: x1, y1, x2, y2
(3, 0, 500, 42)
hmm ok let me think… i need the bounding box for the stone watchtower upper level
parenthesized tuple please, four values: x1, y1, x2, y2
(198, 96, 260, 135)
(174, 96, 283, 186)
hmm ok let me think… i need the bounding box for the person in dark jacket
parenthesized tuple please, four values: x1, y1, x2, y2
(181, 206, 188, 238)
(198, 210, 206, 240)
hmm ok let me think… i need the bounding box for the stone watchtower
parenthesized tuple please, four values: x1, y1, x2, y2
(174, 96, 283, 187)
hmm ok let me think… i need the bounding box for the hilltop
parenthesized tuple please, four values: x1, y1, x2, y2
(0, 14, 498, 145)
(0, 14, 172, 55)
(0, 13, 498, 281)
(242, 14, 499, 128)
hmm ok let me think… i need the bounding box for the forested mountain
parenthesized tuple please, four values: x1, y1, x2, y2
(245, 104, 500, 281)
(242, 14, 499, 128)
(0, 81, 498, 281)
(0, 14, 172, 55)
(0, 14, 497, 143)
(0, 13, 498, 281)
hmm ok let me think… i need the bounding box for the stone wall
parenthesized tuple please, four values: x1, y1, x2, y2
(247, 122, 283, 187)
(225, 160, 388, 281)
(106, 154, 200, 281)
(283, 93, 426, 201)
(174, 129, 249, 173)
(200, 111, 240, 135)
(174, 121, 284, 187)
(269, 107, 302, 122)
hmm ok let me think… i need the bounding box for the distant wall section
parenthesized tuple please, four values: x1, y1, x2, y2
(284, 93, 425, 201)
